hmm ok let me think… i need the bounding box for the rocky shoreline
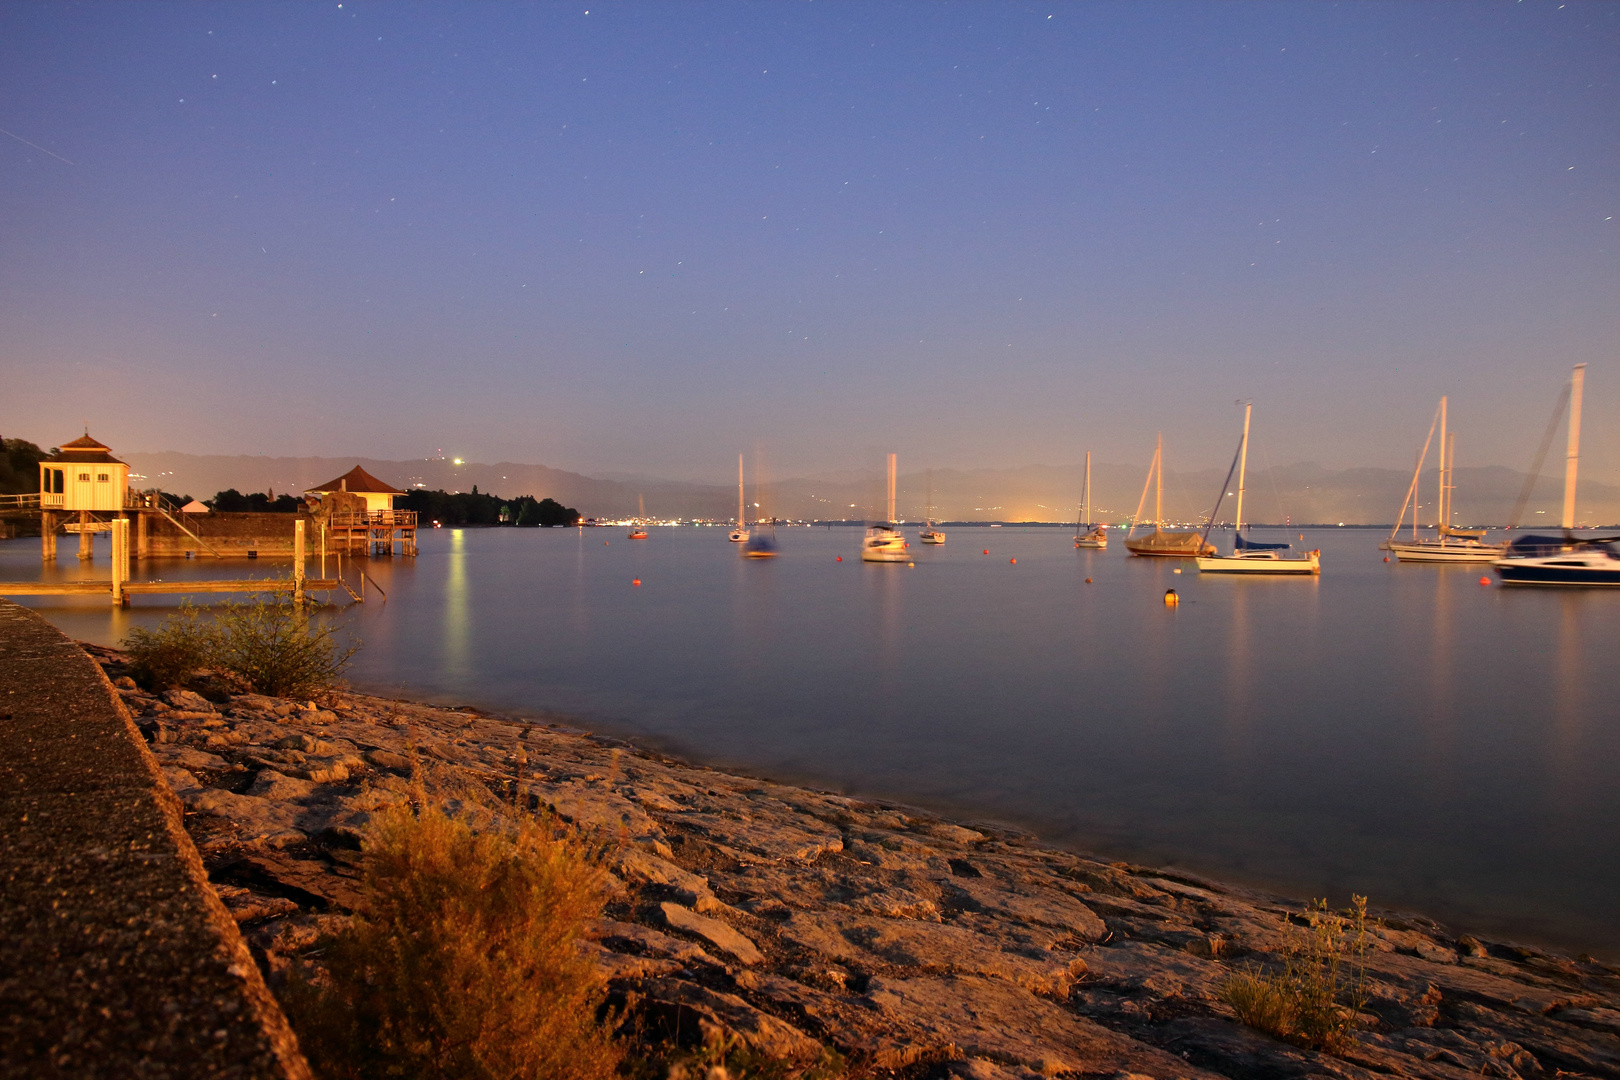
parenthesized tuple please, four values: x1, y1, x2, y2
(85, 643, 1619, 1079)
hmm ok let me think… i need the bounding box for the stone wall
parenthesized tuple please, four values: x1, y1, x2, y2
(0, 600, 312, 1079)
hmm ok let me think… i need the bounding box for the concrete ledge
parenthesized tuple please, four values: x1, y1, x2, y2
(0, 600, 311, 1079)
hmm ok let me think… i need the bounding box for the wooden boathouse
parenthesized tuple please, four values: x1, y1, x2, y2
(305, 466, 417, 557)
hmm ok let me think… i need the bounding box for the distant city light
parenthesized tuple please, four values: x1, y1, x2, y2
(452, 458, 464, 465)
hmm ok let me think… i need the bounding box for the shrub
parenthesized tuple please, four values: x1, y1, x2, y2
(1219, 895, 1371, 1051)
(281, 798, 621, 1080)
(120, 597, 356, 695)
(206, 597, 357, 697)
(123, 603, 215, 690)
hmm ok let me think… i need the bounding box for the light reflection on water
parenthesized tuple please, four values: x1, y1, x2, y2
(5, 525, 1618, 957)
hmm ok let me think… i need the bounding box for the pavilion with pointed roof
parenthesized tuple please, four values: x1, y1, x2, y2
(41, 433, 129, 512)
(305, 466, 406, 516)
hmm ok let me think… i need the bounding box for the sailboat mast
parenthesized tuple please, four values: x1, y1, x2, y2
(1083, 451, 1091, 528)
(1234, 404, 1251, 535)
(1445, 395, 1458, 534)
(1563, 364, 1585, 532)
(738, 454, 745, 527)
(1445, 431, 1456, 537)
(887, 452, 897, 524)
(1154, 434, 1163, 528)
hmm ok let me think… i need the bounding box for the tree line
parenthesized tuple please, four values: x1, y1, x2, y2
(399, 487, 581, 527)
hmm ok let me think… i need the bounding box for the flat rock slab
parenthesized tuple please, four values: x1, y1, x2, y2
(659, 902, 763, 965)
(0, 600, 309, 1079)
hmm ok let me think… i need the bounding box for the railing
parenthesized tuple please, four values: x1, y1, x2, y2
(330, 509, 417, 528)
(0, 493, 43, 510)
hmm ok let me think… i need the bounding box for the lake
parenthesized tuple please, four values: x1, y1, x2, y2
(7, 523, 1618, 957)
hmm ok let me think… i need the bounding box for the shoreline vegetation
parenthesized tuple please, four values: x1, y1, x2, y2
(90, 617, 1620, 1078)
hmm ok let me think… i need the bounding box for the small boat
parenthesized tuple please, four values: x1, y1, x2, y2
(628, 494, 649, 540)
(1194, 405, 1320, 575)
(1384, 397, 1506, 563)
(862, 453, 909, 562)
(729, 454, 748, 543)
(1074, 451, 1106, 549)
(919, 469, 945, 545)
(1494, 366, 1620, 586)
(1124, 434, 1215, 558)
(742, 520, 780, 559)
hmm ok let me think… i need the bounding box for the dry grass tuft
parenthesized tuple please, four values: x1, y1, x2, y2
(1219, 895, 1371, 1052)
(281, 796, 621, 1080)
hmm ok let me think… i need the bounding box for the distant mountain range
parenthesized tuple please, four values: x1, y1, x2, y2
(121, 451, 1620, 528)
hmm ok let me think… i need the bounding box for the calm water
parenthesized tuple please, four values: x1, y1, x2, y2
(8, 525, 1619, 957)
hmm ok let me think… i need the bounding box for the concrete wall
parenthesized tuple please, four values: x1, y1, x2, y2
(0, 600, 313, 1079)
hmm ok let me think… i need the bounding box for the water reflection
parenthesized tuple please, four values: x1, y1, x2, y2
(444, 529, 470, 677)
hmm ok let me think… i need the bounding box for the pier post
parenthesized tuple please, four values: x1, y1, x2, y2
(41, 512, 56, 562)
(320, 524, 326, 580)
(293, 520, 305, 606)
(77, 511, 93, 562)
(136, 510, 148, 560)
(110, 518, 127, 606)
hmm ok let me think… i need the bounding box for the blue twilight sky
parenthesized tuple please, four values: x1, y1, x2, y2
(2, 1, 1615, 483)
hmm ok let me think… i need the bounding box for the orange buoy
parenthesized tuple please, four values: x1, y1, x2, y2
(1010, 558, 1016, 564)
(983, 549, 989, 555)
(1383, 556, 1389, 562)
(1084, 578, 1092, 584)
(1479, 576, 1490, 586)
(1164, 588, 1179, 607)
(605, 540, 609, 546)
(835, 555, 842, 562)
(632, 578, 641, 586)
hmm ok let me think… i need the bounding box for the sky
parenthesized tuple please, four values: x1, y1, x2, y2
(2, 1, 1616, 484)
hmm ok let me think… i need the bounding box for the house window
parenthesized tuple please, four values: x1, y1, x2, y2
(97, 473, 109, 482)
(79, 472, 91, 482)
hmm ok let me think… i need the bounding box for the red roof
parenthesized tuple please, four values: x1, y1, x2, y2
(47, 433, 126, 466)
(305, 465, 406, 496)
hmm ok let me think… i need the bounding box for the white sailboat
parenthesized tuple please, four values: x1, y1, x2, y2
(728, 454, 749, 543)
(1385, 397, 1505, 563)
(1195, 404, 1320, 575)
(861, 453, 909, 562)
(1493, 365, 1620, 585)
(628, 495, 648, 540)
(1124, 435, 1215, 557)
(919, 469, 945, 544)
(1074, 451, 1106, 549)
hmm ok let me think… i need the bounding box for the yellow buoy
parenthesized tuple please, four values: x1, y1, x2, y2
(1164, 588, 1179, 607)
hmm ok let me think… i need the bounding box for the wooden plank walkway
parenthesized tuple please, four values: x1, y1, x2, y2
(0, 579, 346, 596)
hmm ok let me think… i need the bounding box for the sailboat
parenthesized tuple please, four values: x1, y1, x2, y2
(729, 454, 749, 543)
(861, 453, 909, 562)
(741, 455, 779, 558)
(628, 495, 648, 540)
(1124, 435, 1215, 558)
(1385, 397, 1505, 563)
(1195, 404, 1319, 575)
(1494, 365, 1620, 585)
(919, 469, 945, 544)
(1074, 451, 1106, 548)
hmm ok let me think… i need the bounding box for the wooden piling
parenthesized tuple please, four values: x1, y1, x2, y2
(110, 519, 127, 606)
(41, 512, 56, 562)
(294, 520, 305, 606)
(77, 511, 93, 562)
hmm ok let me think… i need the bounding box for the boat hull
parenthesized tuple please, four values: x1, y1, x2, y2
(1493, 554, 1620, 586)
(1196, 551, 1320, 575)
(1074, 539, 1106, 549)
(1125, 531, 1214, 558)
(1389, 541, 1503, 563)
(919, 531, 945, 545)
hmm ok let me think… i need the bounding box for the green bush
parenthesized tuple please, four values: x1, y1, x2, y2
(123, 603, 215, 690)
(121, 597, 357, 696)
(1219, 895, 1371, 1052)
(281, 798, 621, 1080)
